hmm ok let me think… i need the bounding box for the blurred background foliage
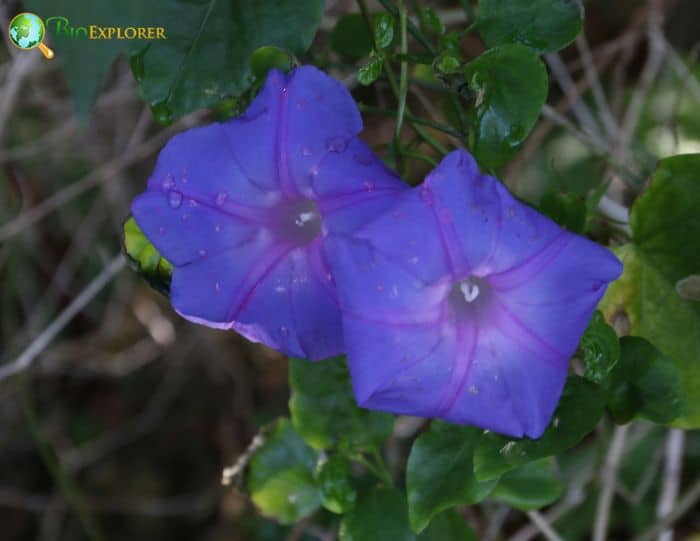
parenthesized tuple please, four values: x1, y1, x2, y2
(0, 0, 699, 540)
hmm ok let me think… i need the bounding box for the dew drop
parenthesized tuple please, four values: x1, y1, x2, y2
(408, 256, 419, 264)
(507, 206, 516, 218)
(180, 213, 189, 222)
(275, 285, 286, 293)
(468, 385, 479, 394)
(214, 224, 222, 233)
(215, 282, 222, 292)
(326, 137, 347, 153)
(280, 326, 289, 336)
(301, 146, 313, 157)
(198, 249, 207, 257)
(376, 283, 384, 292)
(363, 180, 375, 192)
(158, 226, 165, 235)
(215, 191, 228, 206)
(188, 198, 199, 207)
(161, 175, 175, 192)
(553, 417, 560, 428)
(168, 190, 183, 209)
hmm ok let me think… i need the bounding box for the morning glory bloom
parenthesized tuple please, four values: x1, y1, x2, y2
(131, 66, 405, 360)
(326, 150, 622, 438)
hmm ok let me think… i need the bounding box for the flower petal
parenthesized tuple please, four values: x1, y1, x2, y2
(422, 149, 562, 278)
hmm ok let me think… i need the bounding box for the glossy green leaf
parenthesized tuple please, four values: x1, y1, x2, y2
(606, 336, 685, 424)
(340, 487, 415, 541)
(373, 13, 395, 50)
(358, 52, 385, 86)
(476, 0, 584, 53)
(417, 509, 476, 541)
(122, 216, 173, 295)
(474, 376, 606, 481)
(434, 53, 462, 75)
(578, 311, 620, 384)
(490, 458, 564, 510)
(316, 454, 357, 514)
(246, 419, 320, 524)
(539, 190, 587, 233)
(464, 44, 548, 168)
(601, 155, 700, 428)
(406, 423, 497, 533)
(331, 14, 373, 60)
(289, 357, 394, 452)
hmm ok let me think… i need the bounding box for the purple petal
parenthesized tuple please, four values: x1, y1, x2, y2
(132, 66, 405, 360)
(329, 149, 622, 436)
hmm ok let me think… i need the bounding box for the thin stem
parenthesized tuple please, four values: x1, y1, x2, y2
(527, 511, 565, 541)
(378, 0, 436, 54)
(656, 429, 685, 541)
(593, 425, 629, 541)
(395, 0, 408, 142)
(632, 476, 700, 541)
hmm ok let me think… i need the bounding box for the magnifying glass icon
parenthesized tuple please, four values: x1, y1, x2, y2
(8, 12, 55, 59)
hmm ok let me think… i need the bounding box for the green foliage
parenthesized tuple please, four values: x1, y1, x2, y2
(339, 488, 416, 541)
(246, 419, 321, 524)
(539, 190, 587, 233)
(474, 376, 606, 481)
(29, 0, 323, 122)
(417, 510, 476, 541)
(417, 7, 444, 35)
(358, 53, 385, 86)
(490, 458, 564, 510)
(331, 14, 374, 59)
(406, 423, 496, 533)
(316, 454, 357, 514)
(122, 216, 173, 294)
(579, 311, 620, 384)
(289, 357, 394, 452)
(606, 336, 685, 424)
(464, 44, 548, 168)
(476, 0, 584, 53)
(373, 13, 395, 50)
(601, 155, 700, 428)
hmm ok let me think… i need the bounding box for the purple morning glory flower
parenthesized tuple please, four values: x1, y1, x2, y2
(131, 66, 405, 361)
(326, 150, 622, 438)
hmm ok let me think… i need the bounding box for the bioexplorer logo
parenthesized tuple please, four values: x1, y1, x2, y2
(45, 17, 167, 41)
(7, 12, 167, 60)
(8, 12, 54, 59)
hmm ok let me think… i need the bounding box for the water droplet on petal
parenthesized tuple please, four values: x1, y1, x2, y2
(215, 191, 228, 206)
(188, 198, 199, 207)
(408, 256, 419, 264)
(198, 249, 207, 257)
(180, 213, 189, 222)
(158, 227, 165, 235)
(214, 224, 222, 232)
(326, 137, 347, 153)
(168, 190, 183, 209)
(363, 180, 375, 192)
(468, 385, 479, 394)
(507, 206, 516, 218)
(215, 282, 222, 292)
(376, 283, 384, 292)
(279, 326, 289, 336)
(161, 175, 175, 192)
(301, 146, 312, 157)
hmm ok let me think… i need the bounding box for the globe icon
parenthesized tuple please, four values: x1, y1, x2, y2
(8, 12, 53, 58)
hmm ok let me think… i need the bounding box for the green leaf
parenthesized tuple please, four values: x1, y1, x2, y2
(490, 458, 564, 510)
(418, 509, 476, 541)
(358, 52, 385, 86)
(340, 488, 416, 541)
(289, 357, 394, 452)
(474, 376, 605, 481)
(373, 13, 395, 50)
(246, 419, 320, 524)
(601, 155, 700, 428)
(539, 190, 587, 233)
(417, 7, 445, 35)
(578, 311, 620, 384)
(406, 423, 497, 533)
(122, 216, 173, 295)
(316, 454, 357, 514)
(139, 0, 321, 122)
(476, 0, 584, 53)
(25, 0, 155, 122)
(464, 44, 548, 168)
(606, 336, 685, 424)
(331, 14, 373, 60)
(434, 53, 462, 75)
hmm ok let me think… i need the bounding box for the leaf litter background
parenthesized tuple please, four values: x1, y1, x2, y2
(0, 0, 699, 540)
